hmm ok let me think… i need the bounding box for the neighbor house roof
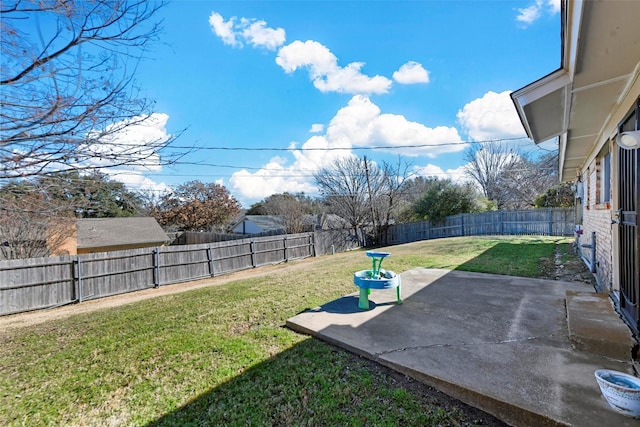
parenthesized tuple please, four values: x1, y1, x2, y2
(511, 1, 640, 181)
(232, 215, 285, 233)
(77, 217, 169, 250)
(318, 213, 350, 229)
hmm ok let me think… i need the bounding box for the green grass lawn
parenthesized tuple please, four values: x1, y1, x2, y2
(0, 236, 572, 426)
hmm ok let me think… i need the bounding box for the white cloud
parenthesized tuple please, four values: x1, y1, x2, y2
(208, 12, 240, 47)
(413, 163, 469, 182)
(456, 91, 526, 141)
(229, 159, 317, 201)
(276, 40, 392, 94)
(229, 133, 349, 205)
(10, 113, 173, 195)
(103, 169, 170, 196)
(414, 163, 445, 177)
(81, 112, 173, 197)
(393, 61, 430, 84)
(310, 123, 324, 133)
(516, 0, 560, 27)
(547, 0, 561, 14)
(209, 12, 394, 95)
(516, 4, 541, 26)
(230, 96, 465, 203)
(241, 18, 286, 50)
(208, 11, 285, 50)
(83, 112, 172, 172)
(326, 95, 463, 158)
(371, 114, 463, 158)
(275, 40, 335, 74)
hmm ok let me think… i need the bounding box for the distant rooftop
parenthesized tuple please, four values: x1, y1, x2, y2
(77, 217, 169, 249)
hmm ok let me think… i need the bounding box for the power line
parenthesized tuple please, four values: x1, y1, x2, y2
(0, 137, 550, 184)
(0, 165, 557, 186)
(169, 136, 531, 152)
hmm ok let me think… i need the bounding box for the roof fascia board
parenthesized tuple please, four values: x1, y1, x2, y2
(512, 1, 583, 143)
(511, 69, 571, 141)
(559, 0, 581, 141)
(558, 132, 568, 182)
(564, 0, 583, 81)
(513, 69, 571, 104)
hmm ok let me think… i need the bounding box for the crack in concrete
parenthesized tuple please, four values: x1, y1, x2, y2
(375, 333, 560, 357)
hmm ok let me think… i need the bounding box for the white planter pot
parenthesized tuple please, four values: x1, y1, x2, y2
(595, 369, 640, 417)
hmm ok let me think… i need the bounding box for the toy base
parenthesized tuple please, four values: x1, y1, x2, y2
(354, 270, 402, 310)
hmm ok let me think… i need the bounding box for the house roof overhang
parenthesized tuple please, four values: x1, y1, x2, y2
(511, 0, 640, 181)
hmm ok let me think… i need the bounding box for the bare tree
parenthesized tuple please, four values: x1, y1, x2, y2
(501, 152, 559, 209)
(315, 156, 370, 243)
(315, 156, 412, 245)
(465, 144, 561, 209)
(0, 0, 181, 179)
(463, 143, 520, 209)
(0, 181, 74, 259)
(0, 170, 149, 259)
(372, 158, 413, 244)
(257, 193, 316, 234)
(0, 210, 74, 259)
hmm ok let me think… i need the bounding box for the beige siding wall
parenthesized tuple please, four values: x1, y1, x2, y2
(48, 222, 77, 256)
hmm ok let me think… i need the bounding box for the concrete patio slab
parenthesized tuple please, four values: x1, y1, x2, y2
(286, 268, 638, 427)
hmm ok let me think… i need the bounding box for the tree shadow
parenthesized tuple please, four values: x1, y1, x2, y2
(145, 337, 497, 426)
(145, 240, 559, 426)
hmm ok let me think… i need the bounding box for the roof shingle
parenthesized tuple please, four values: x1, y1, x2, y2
(77, 217, 168, 249)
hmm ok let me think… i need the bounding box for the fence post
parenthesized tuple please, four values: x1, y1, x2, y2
(284, 235, 288, 262)
(152, 248, 160, 288)
(311, 233, 317, 257)
(499, 211, 504, 235)
(74, 257, 82, 303)
(69, 259, 75, 304)
(207, 246, 215, 277)
(461, 214, 465, 236)
(548, 208, 553, 236)
(250, 241, 256, 268)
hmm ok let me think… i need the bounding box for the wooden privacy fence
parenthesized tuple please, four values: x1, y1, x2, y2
(385, 208, 575, 245)
(0, 233, 315, 316)
(1, 209, 575, 316)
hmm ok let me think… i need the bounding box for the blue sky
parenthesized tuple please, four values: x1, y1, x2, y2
(110, 0, 561, 208)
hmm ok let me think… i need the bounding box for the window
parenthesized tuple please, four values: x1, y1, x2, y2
(599, 151, 611, 204)
(619, 97, 639, 133)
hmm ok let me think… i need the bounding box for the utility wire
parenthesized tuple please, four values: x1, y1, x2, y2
(169, 136, 531, 152)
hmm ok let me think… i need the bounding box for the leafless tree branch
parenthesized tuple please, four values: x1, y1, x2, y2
(0, 0, 189, 179)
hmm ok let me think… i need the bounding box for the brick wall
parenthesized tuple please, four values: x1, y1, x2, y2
(580, 158, 613, 290)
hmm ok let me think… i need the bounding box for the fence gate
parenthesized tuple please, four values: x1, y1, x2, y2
(618, 108, 640, 334)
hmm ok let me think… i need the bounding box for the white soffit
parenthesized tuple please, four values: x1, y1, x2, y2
(513, 0, 640, 181)
(511, 70, 571, 142)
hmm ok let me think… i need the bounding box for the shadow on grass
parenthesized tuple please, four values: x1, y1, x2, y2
(277, 265, 596, 427)
(146, 239, 562, 426)
(145, 337, 483, 426)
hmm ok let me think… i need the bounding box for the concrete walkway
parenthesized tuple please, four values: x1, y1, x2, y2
(286, 268, 638, 426)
